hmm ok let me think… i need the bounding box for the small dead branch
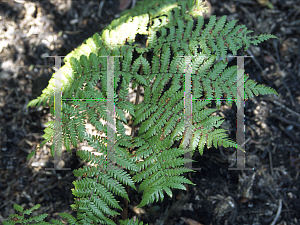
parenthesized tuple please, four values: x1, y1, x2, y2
(270, 199, 282, 225)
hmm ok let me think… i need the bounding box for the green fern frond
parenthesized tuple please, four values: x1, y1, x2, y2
(24, 0, 279, 224)
(120, 218, 147, 225)
(3, 204, 50, 225)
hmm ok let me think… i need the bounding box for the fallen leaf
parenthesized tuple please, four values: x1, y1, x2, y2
(256, 0, 274, 8)
(181, 217, 204, 225)
(263, 55, 274, 64)
(118, 0, 132, 11)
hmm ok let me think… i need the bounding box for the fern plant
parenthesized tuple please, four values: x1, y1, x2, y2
(3, 204, 49, 225)
(6, 0, 278, 224)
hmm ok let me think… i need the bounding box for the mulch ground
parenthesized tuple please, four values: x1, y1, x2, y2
(0, 0, 300, 224)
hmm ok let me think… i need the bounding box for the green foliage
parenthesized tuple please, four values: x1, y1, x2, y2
(120, 218, 147, 225)
(14, 0, 280, 224)
(3, 204, 62, 225)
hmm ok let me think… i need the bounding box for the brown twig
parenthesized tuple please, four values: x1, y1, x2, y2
(270, 113, 300, 130)
(131, 0, 136, 9)
(266, 98, 300, 118)
(246, 49, 264, 71)
(272, 40, 296, 107)
(282, 81, 296, 107)
(32, 173, 73, 201)
(122, 184, 129, 220)
(269, 146, 274, 177)
(98, 0, 105, 17)
(270, 199, 282, 225)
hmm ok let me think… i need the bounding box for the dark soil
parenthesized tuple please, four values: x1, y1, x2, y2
(1, 0, 300, 224)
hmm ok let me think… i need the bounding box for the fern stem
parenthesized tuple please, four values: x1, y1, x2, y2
(122, 184, 130, 220)
(123, 41, 148, 220)
(122, 84, 140, 220)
